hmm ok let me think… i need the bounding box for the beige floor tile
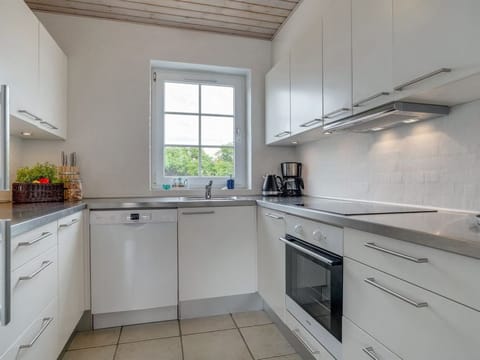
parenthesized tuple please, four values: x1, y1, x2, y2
(69, 327, 121, 350)
(115, 337, 182, 360)
(183, 329, 252, 360)
(232, 311, 272, 328)
(240, 324, 295, 359)
(180, 314, 236, 335)
(119, 320, 180, 343)
(62, 345, 116, 360)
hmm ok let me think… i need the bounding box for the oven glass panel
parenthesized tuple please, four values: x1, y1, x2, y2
(286, 237, 342, 341)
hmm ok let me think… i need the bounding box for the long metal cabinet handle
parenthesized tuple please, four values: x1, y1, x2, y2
(18, 317, 53, 350)
(394, 68, 451, 91)
(265, 212, 284, 220)
(364, 277, 428, 308)
(0, 85, 9, 190)
(181, 211, 215, 215)
(353, 92, 390, 107)
(292, 328, 320, 355)
(324, 107, 351, 119)
(278, 237, 334, 266)
(40, 120, 58, 130)
(364, 242, 428, 263)
(18, 232, 53, 247)
(299, 119, 322, 128)
(59, 219, 80, 229)
(17, 110, 41, 121)
(362, 346, 380, 360)
(274, 131, 291, 138)
(19, 260, 53, 281)
(1, 221, 11, 326)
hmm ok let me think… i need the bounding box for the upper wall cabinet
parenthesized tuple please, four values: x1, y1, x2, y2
(0, 0, 67, 140)
(290, 22, 323, 135)
(265, 56, 291, 144)
(393, 0, 480, 102)
(352, 0, 393, 113)
(323, 0, 352, 127)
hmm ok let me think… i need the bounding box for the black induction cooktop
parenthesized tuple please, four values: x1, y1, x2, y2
(294, 198, 437, 216)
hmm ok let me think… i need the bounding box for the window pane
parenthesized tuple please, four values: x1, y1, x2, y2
(201, 147, 234, 177)
(201, 85, 234, 115)
(165, 82, 199, 113)
(165, 114, 199, 145)
(164, 147, 199, 176)
(201, 116, 234, 146)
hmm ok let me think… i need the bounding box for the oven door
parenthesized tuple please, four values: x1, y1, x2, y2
(281, 234, 342, 353)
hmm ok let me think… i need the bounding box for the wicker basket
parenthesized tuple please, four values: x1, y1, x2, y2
(12, 183, 64, 203)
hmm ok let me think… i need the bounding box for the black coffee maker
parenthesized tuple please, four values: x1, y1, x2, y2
(280, 162, 304, 197)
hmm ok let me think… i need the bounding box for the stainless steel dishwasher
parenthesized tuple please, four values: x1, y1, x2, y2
(90, 209, 177, 329)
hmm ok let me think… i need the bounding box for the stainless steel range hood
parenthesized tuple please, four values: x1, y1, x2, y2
(323, 101, 450, 133)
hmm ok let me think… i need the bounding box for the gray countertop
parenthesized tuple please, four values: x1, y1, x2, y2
(4, 196, 480, 260)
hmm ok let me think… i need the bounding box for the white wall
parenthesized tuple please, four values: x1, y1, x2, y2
(21, 12, 296, 198)
(273, 0, 480, 212)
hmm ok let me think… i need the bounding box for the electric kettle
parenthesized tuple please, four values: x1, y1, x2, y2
(262, 174, 283, 196)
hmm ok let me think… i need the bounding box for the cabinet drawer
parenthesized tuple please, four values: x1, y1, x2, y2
(1, 298, 58, 360)
(344, 258, 480, 360)
(344, 228, 480, 310)
(12, 222, 57, 270)
(0, 247, 57, 356)
(285, 215, 343, 255)
(285, 311, 335, 360)
(343, 317, 401, 360)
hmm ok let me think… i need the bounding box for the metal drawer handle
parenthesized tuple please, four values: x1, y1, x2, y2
(394, 68, 452, 91)
(181, 211, 215, 215)
(19, 260, 53, 281)
(18, 232, 53, 247)
(18, 110, 41, 121)
(274, 131, 291, 138)
(300, 119, 322, 128)
(362, 346, 380, 360)
(19, 317, 53, 350)
(364, 242, 428, 263)
(39, 120, 58, 130)
(365, 277, 428, 308)
(292, 328, 320, 355)
(59, 218, 80, 229)
(353, 92, 390, 107)
(265, 212, 284, 220)
(324, 107, 351, 119)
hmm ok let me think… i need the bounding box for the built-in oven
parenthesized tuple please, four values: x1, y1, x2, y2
(280, 234, 343, 359)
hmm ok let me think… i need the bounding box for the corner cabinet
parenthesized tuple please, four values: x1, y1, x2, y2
(178, 206, 257, 302)
(265, 56, 291, 144)
(257, 207, 286, 321)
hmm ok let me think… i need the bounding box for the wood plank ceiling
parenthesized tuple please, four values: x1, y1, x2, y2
(25, 0, 302, 40)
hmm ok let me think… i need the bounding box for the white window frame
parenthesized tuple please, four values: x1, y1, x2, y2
(151, 68, 247, 190)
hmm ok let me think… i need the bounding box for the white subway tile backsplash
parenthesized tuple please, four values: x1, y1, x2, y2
(298, 99, 480, 212)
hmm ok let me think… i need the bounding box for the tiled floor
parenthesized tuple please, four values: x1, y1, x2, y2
(61, 311, 303, 360)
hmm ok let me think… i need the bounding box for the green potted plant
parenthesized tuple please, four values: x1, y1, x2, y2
(13, 163, 64, 203)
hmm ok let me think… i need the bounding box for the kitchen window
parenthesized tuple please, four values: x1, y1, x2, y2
(151, 68, 247, 189)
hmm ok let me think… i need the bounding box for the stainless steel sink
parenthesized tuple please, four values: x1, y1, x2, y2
(178, 196, 238, 201)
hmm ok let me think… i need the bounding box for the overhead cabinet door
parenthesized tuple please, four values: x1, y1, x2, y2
(265, 56, 291, 144)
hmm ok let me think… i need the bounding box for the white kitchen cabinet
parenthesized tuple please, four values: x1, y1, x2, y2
(257, 208, 286, 321)
(178, 206, 257, 301)
(323, 0, 352, 126)
(57, 212, 85, 348)
(0, 0, 39, 125)
(352, 0, 393, 113)
(38, 24, 68, 139)
(344, 257, 480, 360)
(393, 0, 480, 98)
(290, 22, 323, 135)
(265, 56, 291, 144)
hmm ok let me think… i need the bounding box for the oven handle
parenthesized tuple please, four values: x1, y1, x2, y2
(278, 237, 336, 266)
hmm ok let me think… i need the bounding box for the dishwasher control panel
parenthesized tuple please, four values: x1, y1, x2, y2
(90, 209, 177, 224)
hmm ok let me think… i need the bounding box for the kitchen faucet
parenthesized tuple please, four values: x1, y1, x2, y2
(205, 180, 213, 199)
